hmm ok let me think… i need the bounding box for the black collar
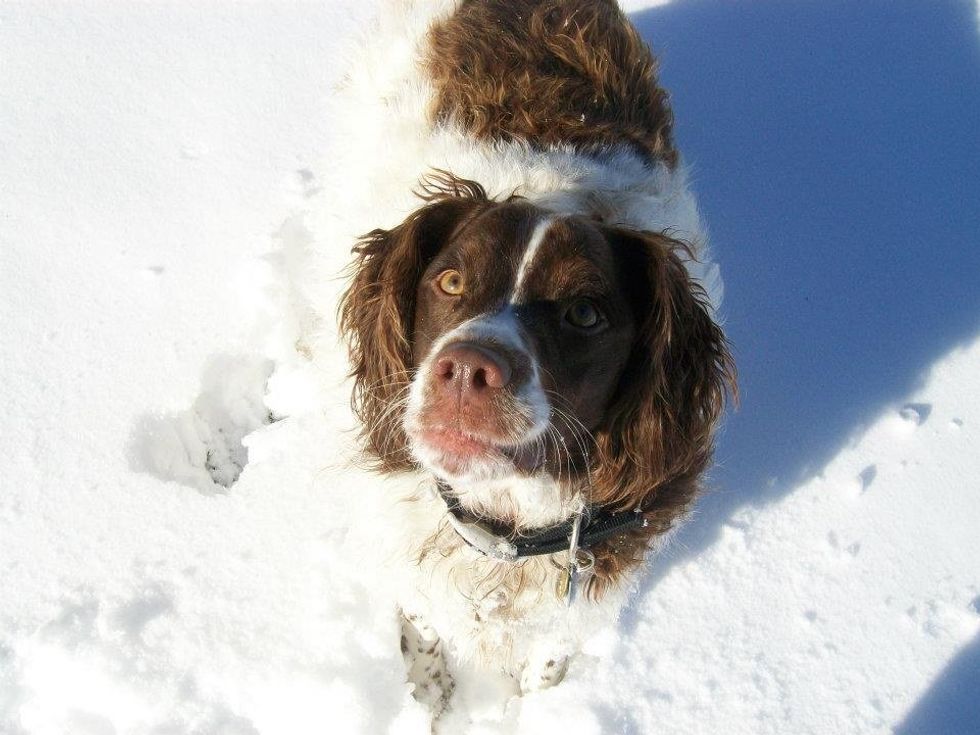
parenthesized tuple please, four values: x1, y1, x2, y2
(436, 480, 647, 562)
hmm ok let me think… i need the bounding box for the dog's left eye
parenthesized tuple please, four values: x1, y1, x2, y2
(436, 269, 465, 296)
(564, 299, 602, 329)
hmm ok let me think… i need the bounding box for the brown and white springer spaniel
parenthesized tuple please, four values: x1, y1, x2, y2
(330, 0, 735, 712)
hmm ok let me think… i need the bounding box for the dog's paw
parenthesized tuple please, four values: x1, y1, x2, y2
(400, 612, 455, 716)
(519, 654, 569, 694)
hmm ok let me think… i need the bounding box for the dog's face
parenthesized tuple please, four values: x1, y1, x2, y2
(340, 174, 733, 528)
(406, 202, 637, 483)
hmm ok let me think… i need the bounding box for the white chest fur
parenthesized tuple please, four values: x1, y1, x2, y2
(381, 480, 627, 676)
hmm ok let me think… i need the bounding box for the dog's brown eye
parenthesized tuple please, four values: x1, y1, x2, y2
(565, 299, 601, 329)
(436, 269, 465, 296)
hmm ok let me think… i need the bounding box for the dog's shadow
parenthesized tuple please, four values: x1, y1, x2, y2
(622, 0, 980, 607)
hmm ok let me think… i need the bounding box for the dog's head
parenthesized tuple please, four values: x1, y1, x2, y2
(340, 173, 734, 532)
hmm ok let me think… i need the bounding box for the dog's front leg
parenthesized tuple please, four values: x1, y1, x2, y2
(399, 610, 455, 715)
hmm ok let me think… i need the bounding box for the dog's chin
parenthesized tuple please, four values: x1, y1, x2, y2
(409, 426, 545, 483)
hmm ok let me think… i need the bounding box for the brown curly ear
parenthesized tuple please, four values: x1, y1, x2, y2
(588, 228, 736, 592)
(338, 174, 492, 470)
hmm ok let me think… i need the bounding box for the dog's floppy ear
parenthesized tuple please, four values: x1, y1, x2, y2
(592, 228, 737, 534)
(339, 172, 492, 470)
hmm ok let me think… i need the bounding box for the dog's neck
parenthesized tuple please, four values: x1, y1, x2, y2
(438, 473, 582, 532)
(434, 477, 650, 572)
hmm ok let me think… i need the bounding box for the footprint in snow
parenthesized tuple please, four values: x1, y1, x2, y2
(899, 403, 932, 426)
(128, 354, 276, 494)
(884, 402, 933, 438)
(858, 464, 877, 493)
(112, 584, 174, 640)
(289, 168, 321, 200)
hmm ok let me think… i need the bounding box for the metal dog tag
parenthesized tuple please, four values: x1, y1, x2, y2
(555, 564, 572, 601)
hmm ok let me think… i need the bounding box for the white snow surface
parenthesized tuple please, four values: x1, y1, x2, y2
(617, 0, 672, 12)
(2, 2, 979, 734)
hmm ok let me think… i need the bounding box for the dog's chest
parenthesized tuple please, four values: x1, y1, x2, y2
(398, 511, 570, 666)
(380, 483, 627, 673)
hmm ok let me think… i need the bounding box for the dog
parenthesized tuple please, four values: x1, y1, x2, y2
(330, 0, 735, 712)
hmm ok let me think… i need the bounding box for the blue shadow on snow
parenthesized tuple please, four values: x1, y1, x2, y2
(626, 0, 980, 557)
(622, 2, 980, 730)
(895, 632, 980, 734)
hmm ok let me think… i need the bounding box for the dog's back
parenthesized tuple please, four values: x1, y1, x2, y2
(427, 0, 677, 166)
(316, 0, 713, 305)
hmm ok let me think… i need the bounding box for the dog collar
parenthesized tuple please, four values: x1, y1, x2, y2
(435, 480, 648, 563)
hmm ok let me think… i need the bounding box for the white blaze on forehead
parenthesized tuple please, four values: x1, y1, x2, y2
(510, 216, 554, 303)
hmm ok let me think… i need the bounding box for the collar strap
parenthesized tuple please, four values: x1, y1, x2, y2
(436, 480, 647, 562)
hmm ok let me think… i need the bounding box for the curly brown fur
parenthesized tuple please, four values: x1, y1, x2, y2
(427, 0, 677, 166)
(584, 228, 736, 596)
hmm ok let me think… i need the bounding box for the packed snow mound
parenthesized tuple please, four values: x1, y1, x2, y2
(129, 355, 276, 493)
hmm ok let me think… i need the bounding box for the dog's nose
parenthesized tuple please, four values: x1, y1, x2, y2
(432, 342, 513, 393)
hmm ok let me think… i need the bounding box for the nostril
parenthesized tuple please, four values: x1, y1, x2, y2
(472, 367, 488, 389)
(482, 360, 510, 389)
(435, 357, 456, 381)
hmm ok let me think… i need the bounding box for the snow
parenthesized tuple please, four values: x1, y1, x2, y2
(2, 1, 979, 733)
(618, 0, 672, 13)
